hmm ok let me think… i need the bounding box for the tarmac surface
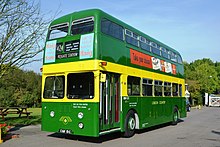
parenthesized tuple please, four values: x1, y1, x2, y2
(1, 106, 220, 147)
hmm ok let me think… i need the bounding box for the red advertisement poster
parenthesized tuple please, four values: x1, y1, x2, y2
(130, 49, 152, 69)
(172, 64, 177, 75)
(130, 48, 177, 75)
(160, 60, 165, 72)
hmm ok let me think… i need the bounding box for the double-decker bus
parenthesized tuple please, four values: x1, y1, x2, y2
(41, 9, 186, 137)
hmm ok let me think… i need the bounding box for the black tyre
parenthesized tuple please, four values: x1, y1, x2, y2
(172, 107, 179, 125)
(123, 110, 136, 137)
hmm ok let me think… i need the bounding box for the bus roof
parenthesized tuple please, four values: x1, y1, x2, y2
(49, 9, 181, 56)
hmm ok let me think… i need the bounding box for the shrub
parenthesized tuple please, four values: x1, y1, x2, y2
(0, 123, 10, 137)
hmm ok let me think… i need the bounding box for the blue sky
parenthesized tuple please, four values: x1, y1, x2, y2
(25, 0, 220, 72)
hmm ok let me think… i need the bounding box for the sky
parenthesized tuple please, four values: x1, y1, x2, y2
(24, 0, 220, 73)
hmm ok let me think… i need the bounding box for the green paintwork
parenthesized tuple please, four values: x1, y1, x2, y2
(42, 96, 186, 137)
(120, 96, 186, 130)
(41, 102, 100, 137)
(44, 9, 184, 78)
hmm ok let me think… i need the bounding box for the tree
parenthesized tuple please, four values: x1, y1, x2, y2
(184, 58, 219, 105)
(186, 79, 202, 104)
(0, 66, 41, 107)
(0, 0, 49, 78)
(195, 63, 218, 94)
(215, 62, 220, 93)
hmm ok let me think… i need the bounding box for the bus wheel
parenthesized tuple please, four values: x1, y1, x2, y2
(172, 107, 179, 125)
(123, 110, 136, 137)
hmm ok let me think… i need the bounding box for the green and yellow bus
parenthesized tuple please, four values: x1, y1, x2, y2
(41, 9, 186, 137)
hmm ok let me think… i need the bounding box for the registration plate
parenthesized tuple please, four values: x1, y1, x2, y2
(59, 129, 72, 134)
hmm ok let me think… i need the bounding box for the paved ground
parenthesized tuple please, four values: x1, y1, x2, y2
(1, 107, 220, 147)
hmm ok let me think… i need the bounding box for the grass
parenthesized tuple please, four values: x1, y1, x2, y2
(0, 108, 41, 126)
(27, 108, 41, 116)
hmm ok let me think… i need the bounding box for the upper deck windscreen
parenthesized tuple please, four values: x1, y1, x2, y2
(44, 16, 95, 64)
(48, 23, 69, 40)
(71, 17, 94, 35)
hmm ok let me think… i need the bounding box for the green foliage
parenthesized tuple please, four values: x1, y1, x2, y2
(0, 66, 41, 107)
(0, 116, 41, 126)
(0, 108, 41, 126)
(184, 58, 220, 105)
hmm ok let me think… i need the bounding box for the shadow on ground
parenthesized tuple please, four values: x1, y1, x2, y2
(1, 125, 24, 142)
(48, 131, 122, 143)
(136, 119, 184, 134)
(48, 119, 184, 143)
(212, 130, 220, 135)
(9, 124, 29, 132)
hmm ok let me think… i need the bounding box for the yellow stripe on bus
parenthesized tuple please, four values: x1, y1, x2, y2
(42, 60, 185, 103)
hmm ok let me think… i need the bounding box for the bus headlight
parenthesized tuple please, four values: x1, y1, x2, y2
(50, 111, 55, 117)
(78, 112, 84, 119)
(78, 123, 84, 129)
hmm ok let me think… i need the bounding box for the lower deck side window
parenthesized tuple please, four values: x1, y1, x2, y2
(128, 76, 140, 96)
(164, 82, 171, 96)
(127, 76, 183, 97)
(179, 84, 182, 96)
(154, 80, 163, 96)
(142, 79, 153, 96)
(172, 83, 179, 96)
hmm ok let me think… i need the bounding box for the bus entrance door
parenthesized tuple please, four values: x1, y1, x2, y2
(99, 73, 120, 132)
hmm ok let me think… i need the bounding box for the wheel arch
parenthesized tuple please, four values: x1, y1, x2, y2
(174, 105, 180, 117)
(172, 105, 180, 125)
(126, 108, 140, 129)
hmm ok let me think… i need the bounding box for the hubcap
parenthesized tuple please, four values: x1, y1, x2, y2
(174, 112, 178, 122)
(128, 117, 135, 130)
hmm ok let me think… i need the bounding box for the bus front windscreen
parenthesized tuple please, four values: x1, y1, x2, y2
(43, 76, 65, 99)
(67, 72, 94, 99)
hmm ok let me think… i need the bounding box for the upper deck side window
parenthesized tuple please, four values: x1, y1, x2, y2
(151, 42, 161, 56)
(71, 17, 94, 35)
(161, 47, 169, 59)
(177, 54, 183, 64)
(101, 19, 124, 41)
(140, 36, 150, 52)
(169, 51, 177, 62)
(48, 23, 69, 40)
(125, 29, 139, 47)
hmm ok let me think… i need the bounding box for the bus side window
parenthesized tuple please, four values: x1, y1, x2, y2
(154, 80, 163, 96)
(170, 51, 177, 62)
(142, 78, 153, 96)
(161, 47, 170, 59)
(177, 54, 183, 64)
(125, 29, 139, 47)
(164, 82, 171, 96)
(172, 83, 178, 96)
(151, 42, 161, 56)
(127, 76, 140, 96)
(101, 18, 124, 41)
(179, 84, 182, 96)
